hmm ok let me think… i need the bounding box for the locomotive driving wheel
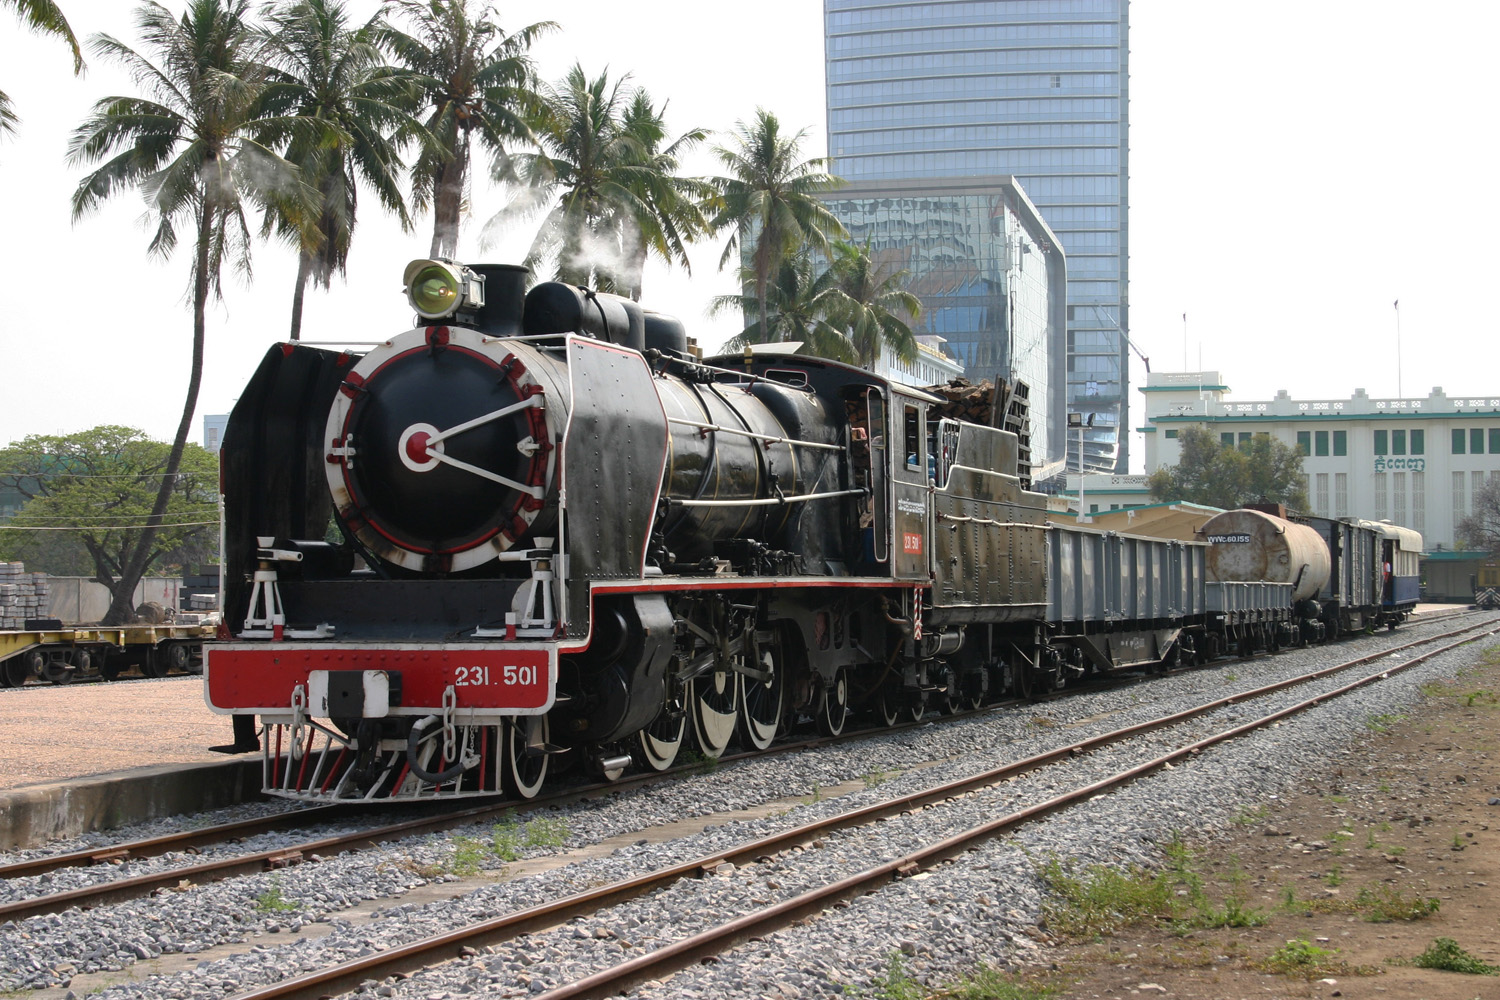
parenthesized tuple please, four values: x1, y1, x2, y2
(639, 679, 688, 771)
(816, 666, 850, 738)
(690, 667, 738, 759)
(502, 715, 550, 799)
(736, 642, 784, 752)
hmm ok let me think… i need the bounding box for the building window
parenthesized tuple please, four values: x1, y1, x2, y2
(1164, 429, 1178, 439)
(1374, 473, 1387, 520)
(1315, 473, 1329, 516)
(1238, 432, 1251, 447)
(1333, 430, 1347, 456)
(1335, 472, 1348, 517)
(1410, 429, 1423, 455)
(1374, 430, 1388, 455)
(1392, 429, 1406, 455)
(1220, 432, 1234, 446)
(1296, 431, 1311, 455)
(1453, 428, 1467, 454)
(1393, 471, 1406, 527)
(1453, 472, 1466, 524)
(1412, 471, 1424, 534)
(1475, 472, 1487, 508)
(1492, 428, 1500, 454)
(1472, 428, 1485, 454)
(1315, 431, 1329, 457)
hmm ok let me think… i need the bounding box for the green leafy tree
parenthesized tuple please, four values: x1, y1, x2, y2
(261, 0, 422, 340)
(1457, 476, 1500, 553)
(378, 0, 552, 258)
(490, 66, 708, 299)
(0, 428, 219, 620)
(823, 239, 920, 369)
(709, 249, 854, 362)
(68, 0, 306, 625)
(1, 0, 84, 140)
(706, 109, 846, 343)
(1147, 425, 1309, 511)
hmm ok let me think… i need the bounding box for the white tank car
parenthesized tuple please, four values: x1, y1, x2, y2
(1197, 508, 1331, 602)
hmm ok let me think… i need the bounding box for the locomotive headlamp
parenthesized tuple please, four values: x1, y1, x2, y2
(402, 259, 485, 319)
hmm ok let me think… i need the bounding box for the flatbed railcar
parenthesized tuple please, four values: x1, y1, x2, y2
(203, 258, 1381, 805)
(0, 624, 209, 687)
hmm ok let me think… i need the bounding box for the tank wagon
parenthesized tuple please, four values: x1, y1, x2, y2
(206, 259, 1222, 803)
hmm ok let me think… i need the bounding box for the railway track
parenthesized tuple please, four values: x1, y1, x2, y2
(197, 617, 1497, 1000)
(3, 610, 1487, 926)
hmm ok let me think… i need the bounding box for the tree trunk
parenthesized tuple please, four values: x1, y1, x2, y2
(102, 203, 212, 625)
(430, 145, 466, 259)
(289, 250, 311, 341)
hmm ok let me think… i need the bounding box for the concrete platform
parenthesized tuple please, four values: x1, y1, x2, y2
(0, 675, 263, 849)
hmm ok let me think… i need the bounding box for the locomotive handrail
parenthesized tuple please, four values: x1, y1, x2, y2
(935, 512, 1048, 529)
(666, 417, 844, 452)
(665, 488, 866, 508)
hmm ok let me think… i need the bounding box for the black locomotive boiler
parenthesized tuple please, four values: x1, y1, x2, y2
(208, 259, 1205, 802)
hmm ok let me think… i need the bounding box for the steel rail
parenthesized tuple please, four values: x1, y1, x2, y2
(4, 612, 1484, 921)
(534, 624, 1500, 1000)
(222, 619, 1499, 1000)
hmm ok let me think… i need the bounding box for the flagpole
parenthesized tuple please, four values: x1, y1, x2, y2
(1393, 299, 1402, 398)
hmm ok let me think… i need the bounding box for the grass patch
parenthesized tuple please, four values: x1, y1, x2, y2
(448, 835, 489, 876)
(1037, 856, 1176, 938)
(1354, 885, 1439, 922)
(1365, 713, 1406, 732)
(490, 812, 570, 861)
(1400, 937, 1500, 975)
(864, 951, 924, 1000)
(935, 966, 1062, 999)
(1257, 937, 1350, 979)
(864, 768, 897, 789)
(253, 878, 299, 913)
(1231, 803, 1268, 826)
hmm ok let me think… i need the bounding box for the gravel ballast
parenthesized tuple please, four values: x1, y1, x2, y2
(2, 612, 1493, 998)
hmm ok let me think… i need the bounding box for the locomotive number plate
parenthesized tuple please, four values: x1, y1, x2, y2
(902, 532, 923, 554)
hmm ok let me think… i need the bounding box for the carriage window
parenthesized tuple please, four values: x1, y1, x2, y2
(904, 406, 922, 471)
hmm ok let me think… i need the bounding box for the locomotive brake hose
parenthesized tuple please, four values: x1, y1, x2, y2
(405, 715, 480, 784)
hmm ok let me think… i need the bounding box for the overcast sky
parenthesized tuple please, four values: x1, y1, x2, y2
(0, 1, 1494, 473)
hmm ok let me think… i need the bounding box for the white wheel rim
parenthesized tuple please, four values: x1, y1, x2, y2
(737, 649, 780, 751)
(506, 716, 549, 798)
(692, 672, 737, 758)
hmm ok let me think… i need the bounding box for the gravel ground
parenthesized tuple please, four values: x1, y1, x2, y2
(4, 611, 1494, 998)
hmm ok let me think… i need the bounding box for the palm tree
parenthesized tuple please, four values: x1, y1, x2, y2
(709, 250, 854, 362)
(261, 0, 421, 339)
(489, 65, 708, 298)
(824, 239, 921, 369)
(378, 0, 551, 258)
(706, 109, 846, 343)
(2, 0, 84, 139)
(68, 0, 306, 624)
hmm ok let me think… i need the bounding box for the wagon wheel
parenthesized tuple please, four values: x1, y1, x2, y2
(736, 641, 784, 752)
(638, 679, 688, 771)
(1, 654, 30, 688)
(939, 666, 963, 715)
(502, 715, 550, 800)
(816, 666, 850, 738)
(141, 647, 169, 678)
(167, 643, 193, 675)
(875, 678, 903, 727)
(43, 650, 82, 684)
(962, 669, 989, 712)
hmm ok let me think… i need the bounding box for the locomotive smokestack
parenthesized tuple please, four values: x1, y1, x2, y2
(465, 263, 529, 338)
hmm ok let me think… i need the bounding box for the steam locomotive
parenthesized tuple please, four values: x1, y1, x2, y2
(206, 259, 1417, 803)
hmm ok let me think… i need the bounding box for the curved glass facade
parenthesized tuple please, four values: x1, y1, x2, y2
(825, 0, 1129, 472)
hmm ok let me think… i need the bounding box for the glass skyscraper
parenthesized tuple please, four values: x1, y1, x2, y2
(819, 177, 1068, 479)
(824, 0, 1129, 473)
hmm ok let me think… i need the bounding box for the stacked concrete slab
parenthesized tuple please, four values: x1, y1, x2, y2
(0, 562, 50, 630)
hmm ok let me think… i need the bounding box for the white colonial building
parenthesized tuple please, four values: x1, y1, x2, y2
(1138, 372, 1500, 551)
